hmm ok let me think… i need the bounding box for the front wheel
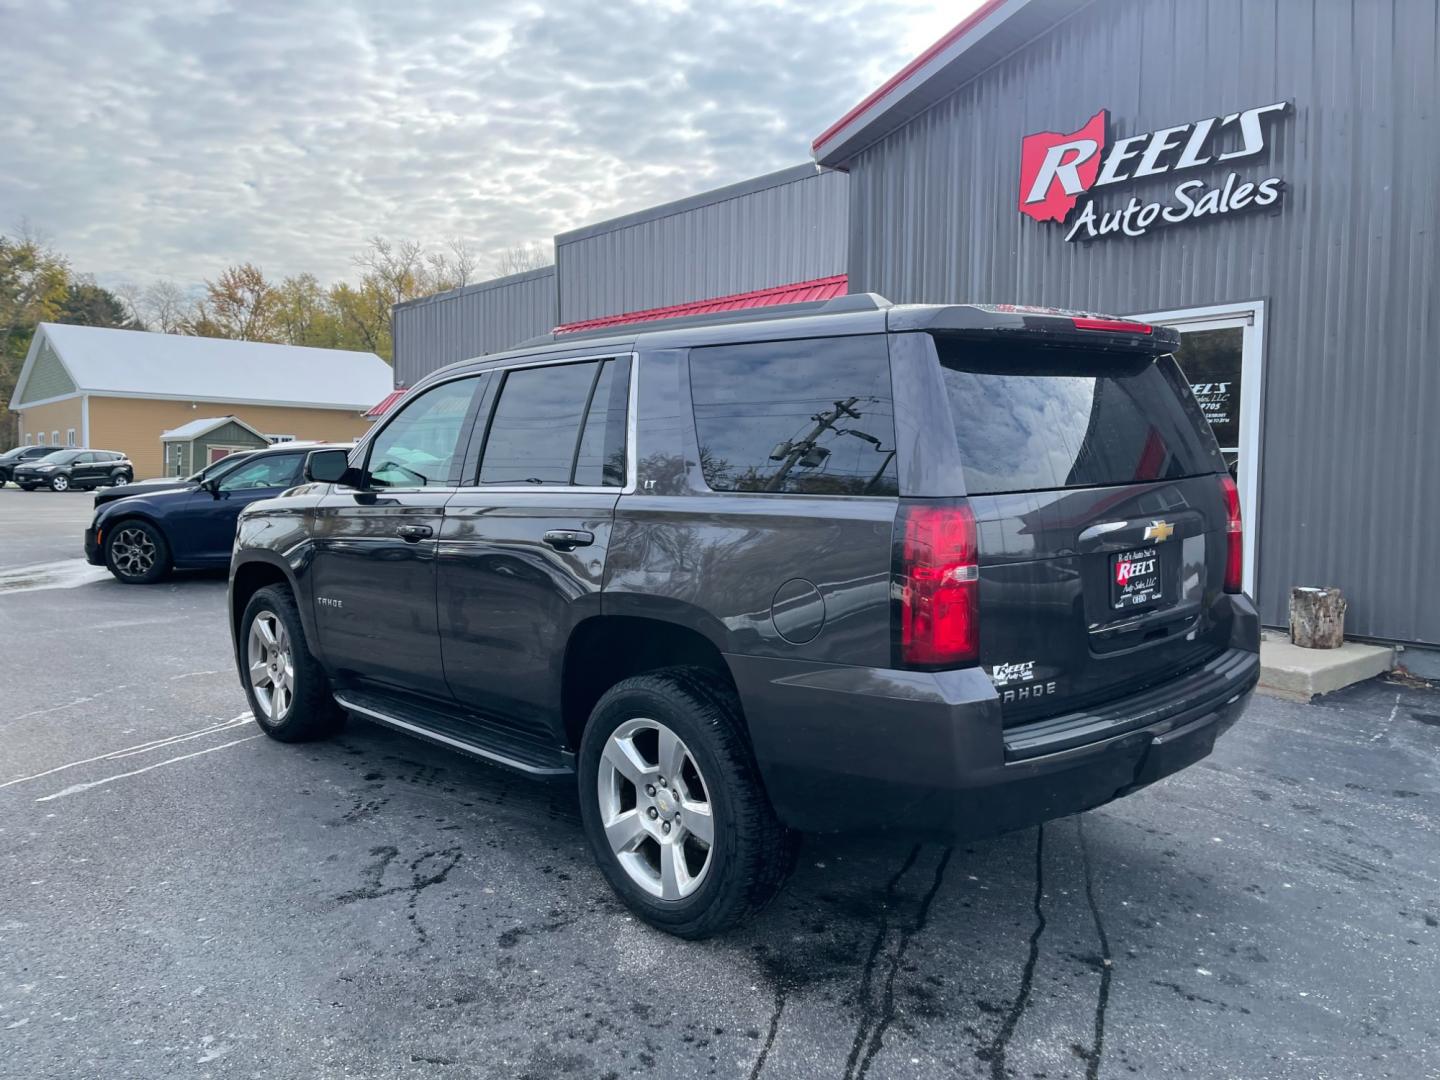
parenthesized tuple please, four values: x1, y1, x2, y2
(18, 484, 37, 491)
(240, 585, 343, 742)
(104, 519, 171, 584)
(578, 668, 795, 939)
(49, 474, 70, 492)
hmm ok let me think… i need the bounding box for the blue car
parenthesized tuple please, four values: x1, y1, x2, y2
(85, 442, 349, 584)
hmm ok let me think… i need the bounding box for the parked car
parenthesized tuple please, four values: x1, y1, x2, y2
(0, 445, 57, 486)
(227, 296, 1260, 938)
(13, 449, 133, 491)
(94, 450, 260, 508)
(87, 443, 347, 584)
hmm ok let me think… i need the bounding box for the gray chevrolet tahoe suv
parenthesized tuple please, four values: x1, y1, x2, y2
(228, 294, 1260, 937)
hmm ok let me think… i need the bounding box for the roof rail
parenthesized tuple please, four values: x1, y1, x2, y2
(513, 292, 892, 349)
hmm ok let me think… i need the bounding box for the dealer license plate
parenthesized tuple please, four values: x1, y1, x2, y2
(1111, 546, 1164, 611)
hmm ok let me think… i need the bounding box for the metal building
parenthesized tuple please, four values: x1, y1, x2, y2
(389, 165, 848, 386)
(553, 164, 848, 327)
(813, 0, 1438, 648)
(391, 266, 557, 390)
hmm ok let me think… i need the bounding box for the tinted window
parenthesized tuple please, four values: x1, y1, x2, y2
(689, 336, 899, 496)
(43, 450, 80, 464)
(218, 454, 304, 491)
(934, 338, 1224, 495)
(480, 361, 602, 485)
(573, 359, 630, 487)
(367, 377, 478, 488)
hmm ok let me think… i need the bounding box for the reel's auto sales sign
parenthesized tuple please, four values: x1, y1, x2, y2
(1019, 102, 1289, 242)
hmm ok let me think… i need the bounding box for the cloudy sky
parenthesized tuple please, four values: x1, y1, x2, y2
(1, 0, 971, 289)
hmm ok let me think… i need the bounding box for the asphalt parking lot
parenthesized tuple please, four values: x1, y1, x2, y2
(2, 488, 1437, 1080)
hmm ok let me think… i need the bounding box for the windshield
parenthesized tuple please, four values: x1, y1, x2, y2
(933, 337, 1224, 495)
(39, 450, 80, 464)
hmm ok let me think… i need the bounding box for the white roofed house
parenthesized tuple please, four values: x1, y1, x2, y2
(7, 324, 393, 478)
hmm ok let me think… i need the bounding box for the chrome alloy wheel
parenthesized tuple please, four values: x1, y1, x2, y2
(598, 718, 715, 900)
(247, 610, 295, 722)
(50, 474, 69, 491)
(110, 526, 157, 577)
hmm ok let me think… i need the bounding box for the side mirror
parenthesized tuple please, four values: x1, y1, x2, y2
(203, 477, 222, 497)
(304, 448, 353, 485)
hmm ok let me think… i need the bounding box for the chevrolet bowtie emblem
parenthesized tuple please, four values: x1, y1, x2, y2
(1143, 519, 1175, 543)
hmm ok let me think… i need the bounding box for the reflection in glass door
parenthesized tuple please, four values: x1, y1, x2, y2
(1132, 302, 1265, 599)
(1173, 325, 1243, 476)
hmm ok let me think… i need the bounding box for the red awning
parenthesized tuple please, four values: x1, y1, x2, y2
(365, 388, 407, 419)
(554, 274, 848, 335)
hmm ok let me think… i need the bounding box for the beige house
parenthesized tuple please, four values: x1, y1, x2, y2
(9, 324, 393, 478)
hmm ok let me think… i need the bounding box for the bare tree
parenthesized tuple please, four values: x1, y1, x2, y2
(492, 241, 552, 278)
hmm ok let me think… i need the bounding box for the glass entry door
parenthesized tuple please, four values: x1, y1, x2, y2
(1133, 301, 1265, 599)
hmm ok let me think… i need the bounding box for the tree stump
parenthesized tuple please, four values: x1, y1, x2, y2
(1289, 587, 1346, 649)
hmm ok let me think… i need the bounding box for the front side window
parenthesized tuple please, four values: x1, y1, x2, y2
(366, 377, 479, 488)
(218, 453, 304, 492)
(479, 359, 628, 486)
(689, 335, 899, 496)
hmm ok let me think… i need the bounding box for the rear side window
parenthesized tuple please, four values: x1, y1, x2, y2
(934, 338, 1224, 495)
(479, 358, 630, 486)
(689, 335, 899, 496)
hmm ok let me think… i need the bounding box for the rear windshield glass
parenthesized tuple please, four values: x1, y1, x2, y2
(934, 338, 1223, 495)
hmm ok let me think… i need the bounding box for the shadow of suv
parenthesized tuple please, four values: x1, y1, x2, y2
(228, 294, 1260, 938)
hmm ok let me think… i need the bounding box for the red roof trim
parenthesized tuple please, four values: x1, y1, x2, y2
(365, 388, 407, 418)
(812, 0, 1010, 154)
(554, 275, 848, 335)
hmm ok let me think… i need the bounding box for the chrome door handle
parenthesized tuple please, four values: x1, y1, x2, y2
(395, 524, 433, 542)
(542, 529, 594, 550)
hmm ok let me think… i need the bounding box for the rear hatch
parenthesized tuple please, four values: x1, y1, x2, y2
(928, 324, 1234, 725)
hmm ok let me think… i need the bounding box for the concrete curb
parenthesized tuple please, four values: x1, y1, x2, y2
(1258, 636, 1395, 702)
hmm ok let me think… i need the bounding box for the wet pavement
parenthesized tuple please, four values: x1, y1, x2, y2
(1, 491, 1437, 1079)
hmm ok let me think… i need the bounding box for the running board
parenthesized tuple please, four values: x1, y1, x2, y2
(334, 690, 575, 777)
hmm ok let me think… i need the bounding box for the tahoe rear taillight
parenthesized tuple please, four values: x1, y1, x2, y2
(1220, 474, 1243, 593)
(895, 502, 980, 668)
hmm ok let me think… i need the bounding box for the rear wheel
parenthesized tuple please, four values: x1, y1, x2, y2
(49, 474, 69, 492)
(104, 519, 171, 584)
(112, 470, 132, 486)
(240, 585, 343, 742)
(578, 667, 795, 938)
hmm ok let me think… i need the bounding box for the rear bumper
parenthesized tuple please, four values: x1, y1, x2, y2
(730, 599, 1260, 838)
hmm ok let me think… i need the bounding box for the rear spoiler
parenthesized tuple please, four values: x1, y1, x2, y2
(888, 304, 1180, 354)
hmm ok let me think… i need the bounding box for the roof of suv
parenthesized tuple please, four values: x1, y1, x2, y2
(413, 295, 1180, 390)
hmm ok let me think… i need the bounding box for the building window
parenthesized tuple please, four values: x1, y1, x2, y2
(66, 428, 77, 447)
(24, 433, 33, 445)
(36, 432, 45, 446)
(52, 430, 60, 447)
(267, 434, 296, 443)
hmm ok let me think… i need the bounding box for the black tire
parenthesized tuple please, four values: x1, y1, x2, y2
(19, 484, 36, 491)
(103, 518, 171, 584)
(49, 474, 70, 492)
(239, 584, 344, 742)
(111, 470, 132, 486)
(577, 667, 796, 938)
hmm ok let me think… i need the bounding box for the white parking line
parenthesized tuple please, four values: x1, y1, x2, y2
(1, 713, 253, 790)
(35, 735, 264, 802)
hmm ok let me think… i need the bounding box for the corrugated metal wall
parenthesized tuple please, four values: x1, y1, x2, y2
(843, 0, 1439, 644)
(555, 165, 848, 324)
(391, 267, 557, 389)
